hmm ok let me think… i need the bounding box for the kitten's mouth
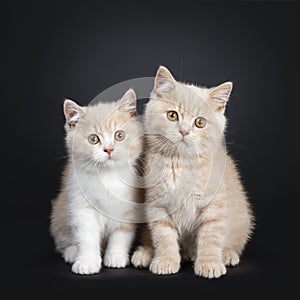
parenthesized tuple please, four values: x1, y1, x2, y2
(106, 156, 117, 163)
(182, 141, 188, 147)
(92, 157, 113, 166)
(179, 138, 189, 146)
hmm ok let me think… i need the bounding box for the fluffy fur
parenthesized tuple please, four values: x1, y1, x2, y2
(131, 66, 254, 278)
(50, 89, 143, 275)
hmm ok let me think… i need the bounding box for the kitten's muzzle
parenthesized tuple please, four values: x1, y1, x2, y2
(104, 147, 114, 156)
(179, 130, 190, 138)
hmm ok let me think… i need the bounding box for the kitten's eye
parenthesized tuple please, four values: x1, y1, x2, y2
(195, 117, 207, 128)
(115, 130, 125, 141)
(167, 111, 179, 121)
(88, 134, 100, 144)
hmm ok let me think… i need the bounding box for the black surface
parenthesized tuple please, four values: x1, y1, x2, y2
(7, 1, 300, 298)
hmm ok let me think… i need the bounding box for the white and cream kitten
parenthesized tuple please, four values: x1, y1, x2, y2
(132, 66, 254, 278)
(50, 89, 143, 275)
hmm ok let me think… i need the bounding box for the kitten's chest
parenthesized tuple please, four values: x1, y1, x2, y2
(74, 167, 134, 211)
(159, 157, 210, 229)
(162, 157, 208, 196)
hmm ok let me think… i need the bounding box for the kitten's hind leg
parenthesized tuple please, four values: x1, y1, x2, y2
(63, 245, 78, 264)
(131, 224, 154, 268)
(222, 248, 240, 267)
(131, 245, 153, 268)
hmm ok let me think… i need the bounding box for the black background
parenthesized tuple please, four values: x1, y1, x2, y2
(7, 1, 300, 298)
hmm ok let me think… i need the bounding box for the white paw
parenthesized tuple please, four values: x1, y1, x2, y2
(131, 247, 153, 268)
(71, 256, 102, 275)
(104, 252, 129, 268)
(194, 257, 226, 279)
(223, 249, 240, 266)
(150, 256, 180, 275)
(63, 245, 77, 264)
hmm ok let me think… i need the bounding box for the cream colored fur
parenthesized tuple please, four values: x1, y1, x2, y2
(50, 89, 143, 275)
(131, 66, 254, 278)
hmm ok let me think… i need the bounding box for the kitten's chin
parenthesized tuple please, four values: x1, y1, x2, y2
(95, 157, 127, 168)
(167, 139, 201, 158)
(174, 138, 192, 149)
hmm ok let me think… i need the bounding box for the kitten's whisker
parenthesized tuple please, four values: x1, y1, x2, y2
(91, 161, 99, 177)
(226, 142, 248, 150)
(80, 158, 95, 172)
(54, 155, 69, 160)
(226, 129, 239, 136)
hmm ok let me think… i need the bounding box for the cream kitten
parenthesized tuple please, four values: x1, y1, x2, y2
(50, 89, 143, 275)
(131, 66, 254, 278)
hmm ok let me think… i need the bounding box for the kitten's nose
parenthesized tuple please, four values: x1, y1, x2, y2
(179, 130, 190, 137)
(104, 147, 114, 155)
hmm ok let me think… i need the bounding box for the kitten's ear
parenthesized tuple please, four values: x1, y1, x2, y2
(154, 66, 176, 96)
(208, 82, 233, 112)
(63, 99, 85, 128)
(119, 88, 137, 117)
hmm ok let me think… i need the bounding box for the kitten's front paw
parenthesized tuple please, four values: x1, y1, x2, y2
(150, 256, 180, 275)
(104, 252, 129, 268)
(131, 246, 153, 268)
(194, 257, 226, 279)
(71, 256, 102, 275)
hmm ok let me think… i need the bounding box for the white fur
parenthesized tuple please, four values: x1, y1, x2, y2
(67, 163, 136, 274)
(50, 91, 142, 275)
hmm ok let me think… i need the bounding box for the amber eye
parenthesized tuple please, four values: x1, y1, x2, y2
(195, 117, 207, 128)
(167, 111, 179, 121)
(115, 130, 125, 141)
(88, 134, 100, 144)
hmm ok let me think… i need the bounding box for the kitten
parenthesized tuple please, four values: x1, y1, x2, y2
(131, 66, 254, 278)
(50, 89, 143, 275)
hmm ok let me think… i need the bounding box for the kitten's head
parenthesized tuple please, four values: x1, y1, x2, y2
(145, 66, 232, 158)
(63, 89, 143, 169)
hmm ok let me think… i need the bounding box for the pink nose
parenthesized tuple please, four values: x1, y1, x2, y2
(104, 148, 113, 155)
(179, 130, 190, 137)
